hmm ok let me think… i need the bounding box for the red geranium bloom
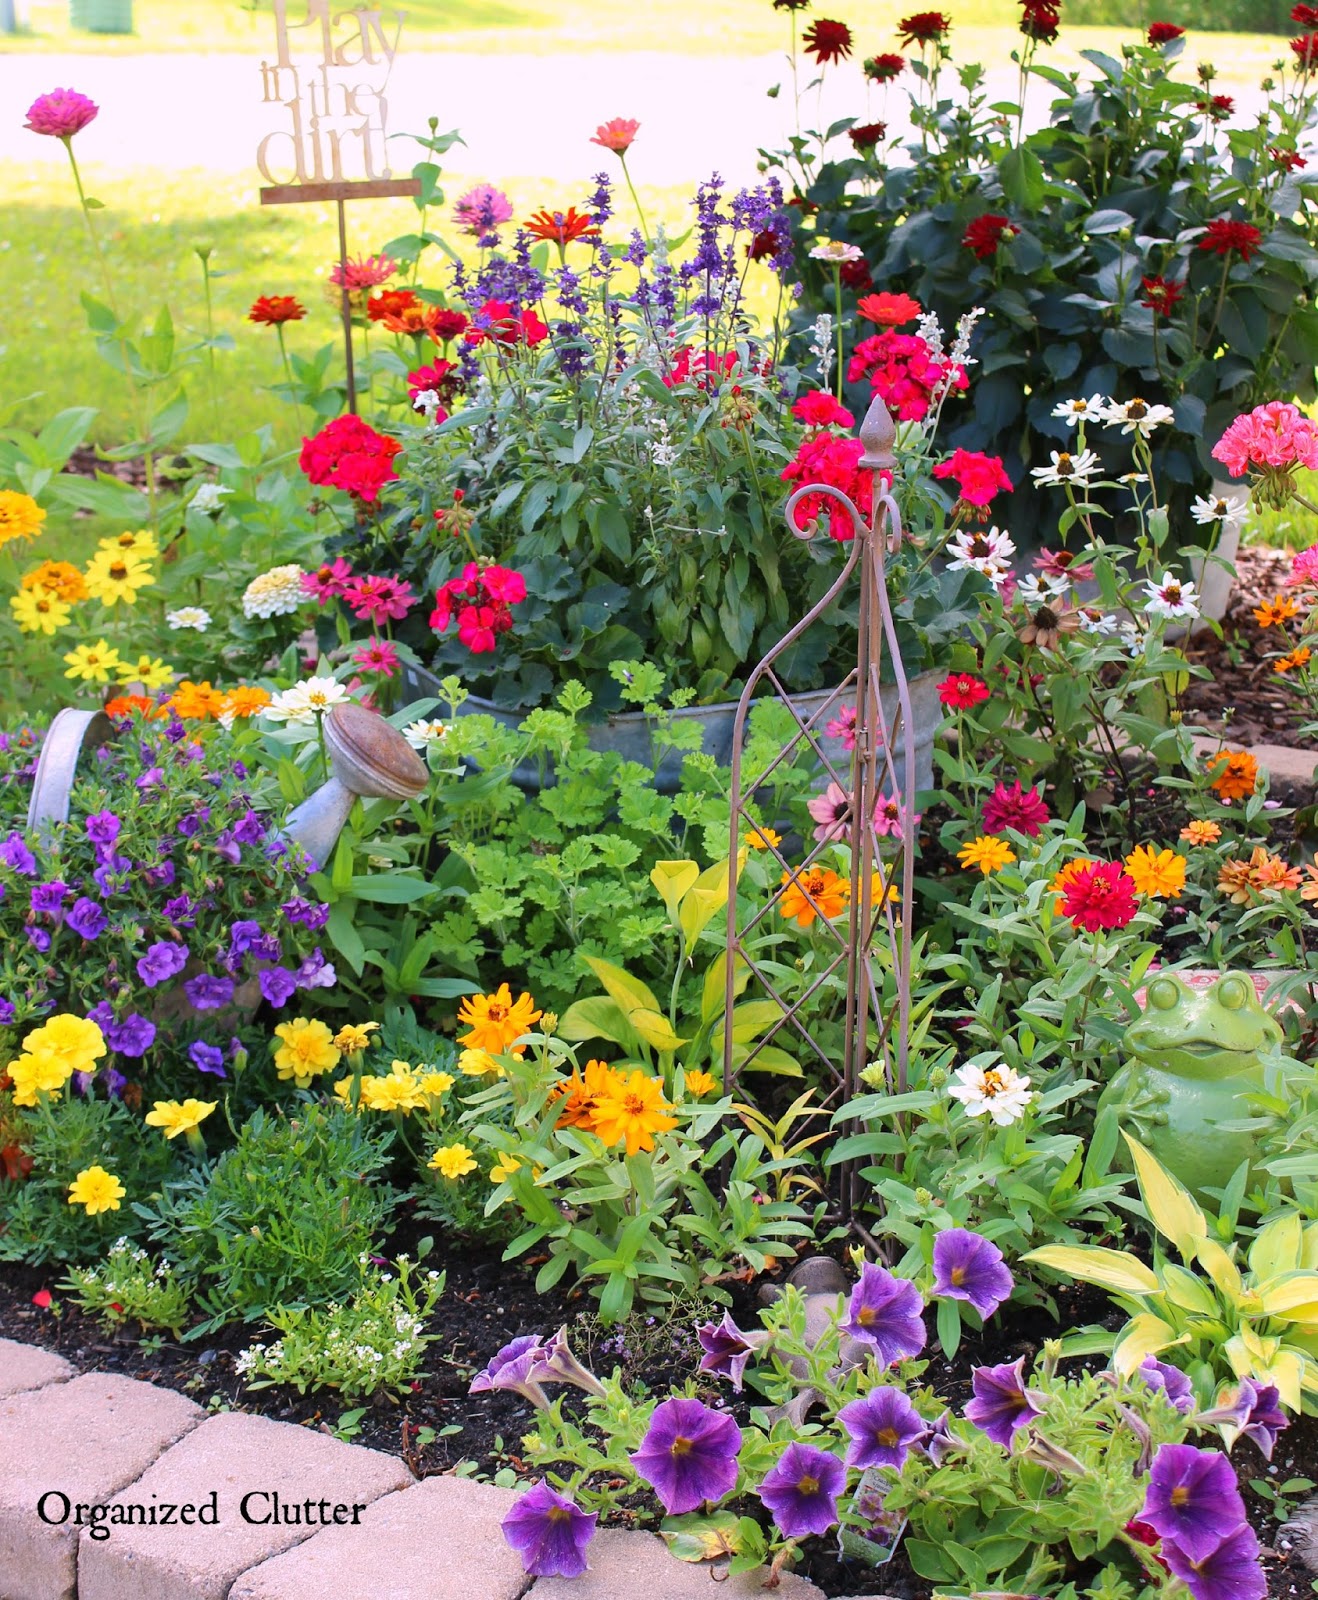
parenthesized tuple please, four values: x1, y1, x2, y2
(897, 11, 951, 46)
(857, 291, 923, 326)
(963, 213, 1017, 259)
(298, 415, 402, 504)
(983, 780, 1050, 838)
(933, 448, 1013, 508)
(864, 52, 907, 80)
(781, 432, 889, 541)
(849, 121, 888, 151)
(847, 329, 968, 420)
(430, 308, 470, 343)
(248, 295, 306, 327)
(367, 288, 420, 323)
(938, 672, 990, 710)
(31, 1289, 52, 1310)
(1019, 0, 1060, 44)
(524, 206, 600, 247)
(1198, 219, 1264, 261)
(803, 18, 853, 63)
(1139, 275, 1185, 316)
(1061, 861, 1139, 932)
(407, 359, 462, 404)
(431, 562, 527, 654)
(792, 391, 856, 428)
(839, 258, 873, 291)
(1146, 21, 1185, 43)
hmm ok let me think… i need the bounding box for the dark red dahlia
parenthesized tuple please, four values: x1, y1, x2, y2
(1019, 0, 1060, 45)
(962, 213, 1017, 259)
(1139, 275, 1185, 316)
(802, 17, 852, 63)
(864, 52, 907, 80)
(897, 10, 951, 46)
(839, 258, 873, 290)
(1198, 218, 1263, 261)
(1146, 21, 1184, 42)
(849, 121, 887, 150)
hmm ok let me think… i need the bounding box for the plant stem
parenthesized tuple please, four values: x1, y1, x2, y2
(832, 265, 844, 402)
(618, 153, 651, 248)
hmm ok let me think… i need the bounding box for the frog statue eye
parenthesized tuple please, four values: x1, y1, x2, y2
(1216, 976, 1249, 1010)
(1148, 978, 1180, 1010)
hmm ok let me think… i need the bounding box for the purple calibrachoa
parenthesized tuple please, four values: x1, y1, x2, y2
(501, 1480, 598, 1579)
(756, 1442, 846, 1539)
(964, 1357, 1044, 1447)
(696, 1311, 755, 1390)
(838, 1385, 927, 1470)
(1140, 1444, 1248, 1563)
(137, 940, 189, 987)
(840, 1262, 926, 1364)
(931, 1228, 1014, 1318)
(629, 1397, 742, 1514)
(66, 896, 106, 940)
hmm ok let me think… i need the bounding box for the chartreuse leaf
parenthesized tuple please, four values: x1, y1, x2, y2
(628, 1008, 686, 1052)
(1160, 1264, 1218, 1317)
(582, 955, 663, 1017)
(1123, 1133, 1208, 1258)
(650, 859, 699, 920)
(701, 951, 749, 1023)
(1255, 1271, 1318, 1321)
(678, 856, 737, 947)
(556, 996, 635, 1046)
(1024, 1245, 1160, 1297)
(1112, 1313, 1186, 1376)
(1250, 1211, 1304, 1281)
(1193, 1238, 1244, 1303)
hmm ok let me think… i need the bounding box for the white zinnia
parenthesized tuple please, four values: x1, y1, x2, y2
(166, 606, 212, 632)
(189, 483, 232, 514)
(947, 1062, 1033, 1126)
(403, 719, 448, 750)
(242, 563, 306, 620)
(1030, 449, 1101, 488)
(1100, 398, 1175, 437)
(1050, 395, 1106, 427)
(1191, 492, 1248, 531)
(1143, 572, 1200, 621)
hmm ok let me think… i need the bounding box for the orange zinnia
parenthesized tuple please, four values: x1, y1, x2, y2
(588, 1069, 678, 1156)
(553, 1059, 622, 1131)
(856, 291, 922, 327)
(778, 866, 848, 927)
(1179, 820, 1222, 846)
(1207, 750, 1258, 802)
(105, 693, 165, 720)
(524, 207, 600, 248)
(22, 559, 87, 602)
(457, 983, 543, 1057)
(1275, 646, 1312, 674)
(219, 685, 272, 720)
(1048, 857, 1097, 910)
(166, 679, 225, 720)
(366, 288, 419, 323)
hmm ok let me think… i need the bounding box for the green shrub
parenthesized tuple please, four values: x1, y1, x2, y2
(1066, 0, 1291, 30)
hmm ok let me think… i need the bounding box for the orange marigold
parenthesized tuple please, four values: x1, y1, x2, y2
(778, 866, 848, 926)
(22, 559, 87, 602)
(457, 983, 543, 1057)
(105, 693, 165, 720)
(167, 679, 224, 720)
(1206, 750, 1258, 802)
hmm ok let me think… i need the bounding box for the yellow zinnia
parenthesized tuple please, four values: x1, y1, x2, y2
(588, 1069, 678, 1157)
(144, 1098, 217, 1139)
(68, 1166, 126, 1216)
(99, 528, 159, 560)
(63, 639, 125, 683)
(457, 983, 542, 1058)
(0, 490, 45, 548)
(271, 1017, 340, 1086)
(10, 589, 71, 636)
(429, 1142, 478, 1179)
(116, 655, 175, 692)
(745, 825, 782, 850)
(956, 835, 1016, 875)
(1124, 845, 1187, 900)
(83, 548, 154, 608)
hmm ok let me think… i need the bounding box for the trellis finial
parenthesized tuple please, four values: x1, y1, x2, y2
(857, 393, 896, 472)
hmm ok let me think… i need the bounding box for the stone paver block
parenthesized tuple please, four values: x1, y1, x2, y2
(0, 1371, 201, 1600)
(77, 1409, 412, 1600)
(529, 1529, 825, 1599)
(0, 1337, 73, 1398)
(231, 1473, 525, 1600)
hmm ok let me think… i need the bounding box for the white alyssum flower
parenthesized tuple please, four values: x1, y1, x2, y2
(1191, 492, 1248, 530)
(1100, 397, 1176, 436)
(1144, 572, 1201, 621)
(403, 718, 448, 750)
(189, 483, 232, 514)
(1030, 448, 1101, 488)
(1051, 395, 1106, 427)
(947, 1061, 1033, 1126)
(242, 563, 306, 620)
(166, 606, 212, 632)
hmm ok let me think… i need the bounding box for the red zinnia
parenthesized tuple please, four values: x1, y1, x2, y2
(524, 206, 600, 247)
(1195, 94, 1234, 118)
(849, 121, 887, 150)
(430, 308, 470, 343)
(1019, 0, 1060, 45)
(407, 359, 462, 403)
(803, 18, 853, 64)
(864, 52, 907, 80)
(31, 1289, 52, 1310)
(1139, 275, 1185, 315)
(857, 291, 922, 327)
(1198, 218, 1264, 261)
(962, 213, 1017, 259)
(897, 11, 951, 46)
(248, 295, 305, 327)
(1060, 861, 1139, 932)
(1146, 21, 1184, 43)
(367, 288, 419, 323)
(1292, 32, 1318, 67)
(938, 672, 990, 710)
(982, 780, 1050, 838)
(932, 448, 1013, 508)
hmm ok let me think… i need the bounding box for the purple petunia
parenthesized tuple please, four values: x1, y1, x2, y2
(757, 1442, 846, 1540)
(501, 1481, 597, 1580)
(259, 967, 298, 1008)
(136, 766, 165, 791)
(29, 880, 68, 916)
(471, 1335, 552, 1409)
(92, 856, 133, 896)
(0, 998, 15, 1025)
(932, 1228, 1014, 1319)
(66, 896, 107, 940)
(696, 1312, 755, 1391)
(85, 810, 121, 846)
(0, 831, 37, 876)
(232, 809, 266, 846)
(294, 948, 336, 990)
(143, 860, 175, 889)
(840, 1262, 926, 1365)
(839, 1385, 927, 1471)
(1141, 1444, 1247, 1563)
(1161, 1523, 1266, 1600)
(189, 1041, 227, 1077)
(183, 973, 234, 1011)
(214, 829, 241, 865)
(1136, 1356, 1196, 1415)
(136, 941, 189, 987)
(1238, 1382, 1288, 1461)
(924, 1408, 957, 1466)
(964, 1357, 1044, 1449)
(629, 1397, 742, 1515)
(527, 1327, 606, 1396)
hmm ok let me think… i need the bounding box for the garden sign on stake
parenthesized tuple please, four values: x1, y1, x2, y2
(724, 392, 916, 1227)
(256, 1, 420, 413)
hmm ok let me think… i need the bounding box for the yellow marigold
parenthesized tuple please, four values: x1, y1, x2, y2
(458, 1047, 504, 1078)
(0, 490, 45, 548)
(1253, 595, 1298, 628)
(745, 824, 782, 850)
(1124, 845, 1187, 900)
(457, 983, 542, 1057)
(219, 686, 272, 721)
(144, 1098, 217, 1139)
(99, 528, 159, 559)
(957, 835, 1016, 875)
(418, 1070, 455, 1102)
(68, 1165, 125, 1216)
(63, 639, 124, 683)
(589, 1069, 678, 1157)
(429, 1142, 477, 1179)
(778, 865, 848, 926)
(1275, 646, 1312, 674)
(1179, 820, 1222, 846)
(489, 1153, 522, 1183)
(10, 589, 71, 636)
(166, 680, 224, 720)
(23, 1015, 106, 1078)
(333, 1021, 379, 1055)
(6, 1051, 72, 1108)
(272, 1017, 340, 1086)
(683, 1070, 719, 1097)
(361, 1062, 429, 1113)
(1207, 750, 1258, 803)
(22, 559, 87, 602)
(116, 654, 175, 692)
(83, 548, 155, 608)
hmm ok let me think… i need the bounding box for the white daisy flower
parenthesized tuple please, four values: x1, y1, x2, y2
(947, 1062, 1033, 1126)
(403, 718, 448, 750)
(1078, 608, 1118, 635)
(1050, 395, 1106, 427)
(1118, 620, 1144, 658)
(1030, 449, 1101, 487)
(1191, 492, 1248, 530)
(947, 526, 1017, 572)
(1100, 397, 1175, 436)
(165, 606, 212, 632)
(1144, 572, 1200, 621)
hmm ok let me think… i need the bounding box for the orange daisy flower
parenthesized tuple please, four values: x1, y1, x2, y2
(1179, 820, 1222, 846)
(166, 680, 225, 720)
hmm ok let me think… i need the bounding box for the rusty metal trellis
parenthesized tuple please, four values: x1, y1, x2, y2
(723, 392, 917, 1217)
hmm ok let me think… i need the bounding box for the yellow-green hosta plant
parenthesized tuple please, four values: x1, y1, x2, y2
(1026, 1134, 1318, 1413)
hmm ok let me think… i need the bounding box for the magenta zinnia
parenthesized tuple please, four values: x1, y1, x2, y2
(25, 88, 99, 140)
(1060, 861, 1139, 932)
(982, 780, 1049, 838)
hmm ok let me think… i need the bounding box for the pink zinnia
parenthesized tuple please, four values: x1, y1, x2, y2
(826, 703, 858, 750)
(873, 794, 920, 837)
(454, 183, 515, 238)
(352, 638, 399, 677)
(591, 117, 640, 154)
(302, 558, 353, 603)
(1061, 861, 1139, 932)
(1034, 547, 1094, 583)
(342, 575, 415, 625)
(25, 88, 99, 140)
(329, 254, 397, 291)
(982, 780, 1049, 838)
(1212, 401, 1318, 478)
(808, 781, 853, 842)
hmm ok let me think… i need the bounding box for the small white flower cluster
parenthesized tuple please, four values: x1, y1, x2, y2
(189, 483, 232, 515)
(650, 416, 679, 468)
(810, 313, 835, 389)
(263, 675, 350, 726)
(64, 1240, 190, 1334)
(242, 563, 307, 620)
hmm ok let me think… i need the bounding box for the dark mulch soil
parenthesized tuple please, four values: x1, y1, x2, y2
(64, 447, 191, 499)
(2, 1218, 1316, 1597)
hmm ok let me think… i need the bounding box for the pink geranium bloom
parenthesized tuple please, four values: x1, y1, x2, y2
(982, 780, 1049, 838)
(873, 795, 920, 837)
(591, 117, 641, 154)
(808, 781, 852, 842)
(329, 254, 397, 291)
(932, 449, 1012, 508)
(352, 638, 400, 677)
(25, 88, 99, 140)
(1287, 543, 1318, 587)
(826, 703, 858, 751)
(302, 558, 353, 603)
(793, 392, 855, 430)
(1212, 401, 1318, 477)
(342, 575, 416, 625)
(481, 564, 528, 605)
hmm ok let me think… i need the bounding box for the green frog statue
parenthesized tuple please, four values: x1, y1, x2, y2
(1096, 971, 1283, 1205)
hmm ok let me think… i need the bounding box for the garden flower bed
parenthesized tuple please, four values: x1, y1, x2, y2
(7, 9, 1318, 1600)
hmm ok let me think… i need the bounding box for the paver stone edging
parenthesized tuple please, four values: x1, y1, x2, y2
(528, 1529, 826, 1598)
(0, 1371, 202, 1600)
(0, 1335, 74, 1397)
(77, 1409, 412, 1600)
